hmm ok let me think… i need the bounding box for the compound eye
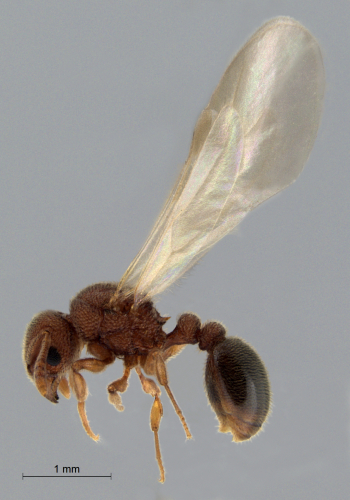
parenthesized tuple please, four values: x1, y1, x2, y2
(47, 346, 61, 367)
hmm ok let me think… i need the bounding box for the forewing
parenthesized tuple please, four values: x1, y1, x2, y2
(118, 17, 325, 304)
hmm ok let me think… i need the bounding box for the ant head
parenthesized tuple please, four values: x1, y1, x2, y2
(23, 311, 82, 403)
(205, 337, 271, 442)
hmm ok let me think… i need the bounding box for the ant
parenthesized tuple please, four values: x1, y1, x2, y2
(22, 17, 324, 482)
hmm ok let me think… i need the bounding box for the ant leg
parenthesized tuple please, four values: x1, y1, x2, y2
(151, 395, 164, 484)
(153, 353, 192, 440)
(70, 343, 116, 441)
(135, 367, 165, 483)
(73, 342, 116, 373)
(107, 365, 132, 412)
(69, 368, 99, 441)
(148, 313, 202, 440)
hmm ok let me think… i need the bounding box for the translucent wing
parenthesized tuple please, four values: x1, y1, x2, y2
(118, 17, 325, 304)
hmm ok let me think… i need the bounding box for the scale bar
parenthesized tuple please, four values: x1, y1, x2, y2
(22, 473, 112, 479)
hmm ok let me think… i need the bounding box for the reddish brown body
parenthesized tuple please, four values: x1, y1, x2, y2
(23, 281, 270, 482)
(69, 283, 167, 356)
(22, 16, 325, 483)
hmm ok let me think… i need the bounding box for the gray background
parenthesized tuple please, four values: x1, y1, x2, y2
(1, 1, 349, 499)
